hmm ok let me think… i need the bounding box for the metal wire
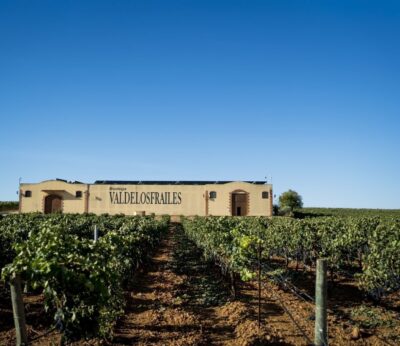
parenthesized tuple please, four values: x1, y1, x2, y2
(29, 326, 56, 342)
(261, 281, 315, 345)
(261, 262, 315, 304)
(261, 262, 396, 346)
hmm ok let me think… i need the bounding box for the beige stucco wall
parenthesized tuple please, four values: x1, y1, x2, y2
(207, 181, 272, 216)
(20, 180, 273, 216)
(20, 180, 87, 213)
(88, 184, 206, 216)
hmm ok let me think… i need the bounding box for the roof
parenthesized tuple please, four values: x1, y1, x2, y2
(93, 180, 267, 185)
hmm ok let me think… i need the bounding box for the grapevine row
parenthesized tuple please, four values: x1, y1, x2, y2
(181, 216, 400, 299)
(0, 213, 169, 341)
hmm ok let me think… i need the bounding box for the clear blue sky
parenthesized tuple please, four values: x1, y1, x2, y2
(0, 0, 399, 208)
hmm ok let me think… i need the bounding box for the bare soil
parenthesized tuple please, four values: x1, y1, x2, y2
(112, 225, 284, 346)
(1, 224, 399, 345)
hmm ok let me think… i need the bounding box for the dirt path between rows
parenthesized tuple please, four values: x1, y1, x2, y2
(112, 225, 299, 345)
(113, 225, 235, 345)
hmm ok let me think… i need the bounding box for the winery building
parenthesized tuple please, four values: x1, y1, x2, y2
(19, 179, 273, 217)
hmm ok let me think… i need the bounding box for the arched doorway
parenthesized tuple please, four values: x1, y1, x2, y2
(231, 190, 248, 216)
(44, 195, 62, 214)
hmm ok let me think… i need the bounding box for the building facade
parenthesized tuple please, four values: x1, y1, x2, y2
(19, 179, 273, 217)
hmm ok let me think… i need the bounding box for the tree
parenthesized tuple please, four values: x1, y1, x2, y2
(279, 190, 303, 212)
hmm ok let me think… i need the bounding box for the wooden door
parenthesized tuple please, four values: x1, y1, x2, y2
(44, 195, 62, 214)
(231, 192, 248, 216)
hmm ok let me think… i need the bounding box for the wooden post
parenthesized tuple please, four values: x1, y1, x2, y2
(10, 274, 28, 345)
(314, 259, 328, 346)
(94, 225, 98, 242)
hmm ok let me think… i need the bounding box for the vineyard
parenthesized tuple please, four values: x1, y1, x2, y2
(0, 213, 169, 343)
(0, 201, 18, 213)
(182, 215, 400, 299)
(0, 212, 399, 344)
(295, 208, 400, 219)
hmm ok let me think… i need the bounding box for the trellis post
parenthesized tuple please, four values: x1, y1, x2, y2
(94, 225, 98, 242)
(314, 259, 328, 346)
(10, 273, 28, 345)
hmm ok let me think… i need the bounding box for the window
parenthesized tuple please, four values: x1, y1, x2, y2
(76, 191, 82, 198)
(25, 190, 32, 197)
(209, 191, 217, 199)
(262, 191, 269, 199)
